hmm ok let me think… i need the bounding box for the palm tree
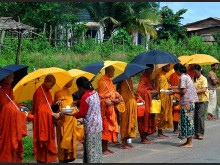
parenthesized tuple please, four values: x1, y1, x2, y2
(84, 2, 161, 44)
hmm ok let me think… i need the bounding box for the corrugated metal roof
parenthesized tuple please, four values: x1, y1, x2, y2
(0, 17, 35, 31)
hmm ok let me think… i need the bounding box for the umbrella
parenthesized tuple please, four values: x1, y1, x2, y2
(83, 60, 127, 89)
(131, 50, 180, 65)
(178, 55, 192, 65)
(0, 64, 28, 88)
(151, 63, 175, 79)
(112, 63, 148, 84)
(68, 69, 95, 93)
(13, 67, 72, 103)
(186, 54, 219, 66)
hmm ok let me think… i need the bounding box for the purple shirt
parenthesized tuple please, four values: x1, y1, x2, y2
(180, 74, 198, 105)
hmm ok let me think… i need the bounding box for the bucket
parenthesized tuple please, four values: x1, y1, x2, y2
(150, 100, 161, 114)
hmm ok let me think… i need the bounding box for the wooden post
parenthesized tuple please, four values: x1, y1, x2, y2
(112, 37, 114, 52)
(15, 30, 23, 64)
(70, 25, 73, 48)
(0, 30, 5, 53)
(54, 26, 57, 48)
(123, 38, 125, 52)
(49, 25, 52, 43)
(43, 23, 46, 34)
(66, 26, 69, 48)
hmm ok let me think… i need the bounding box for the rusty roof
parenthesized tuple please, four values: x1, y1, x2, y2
(0, 17, 36, 31)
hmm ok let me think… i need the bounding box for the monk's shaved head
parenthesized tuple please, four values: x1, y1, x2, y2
(105, 65, 115, 78)
(105, 65, 114, 73)
(44, 74, 56, 84)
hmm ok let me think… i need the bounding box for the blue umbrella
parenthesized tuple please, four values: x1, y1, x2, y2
(113, 63, 148, 84)
(82, 62, 104, 75)
(0, 64, 28, 88)
(131, 50, 180, 65)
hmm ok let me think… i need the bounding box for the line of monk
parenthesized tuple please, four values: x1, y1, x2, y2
(0, 63, 188, 162)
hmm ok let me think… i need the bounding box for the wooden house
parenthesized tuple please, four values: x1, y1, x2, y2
(183, 17, 220, 43)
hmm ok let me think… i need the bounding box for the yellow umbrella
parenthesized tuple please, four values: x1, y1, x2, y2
(83, 60, 127, 89)
(178, 55, 192, 65)
(13, 67, 73, 103)
(187, 54, 219, 66)
(68, 69, 95, 93)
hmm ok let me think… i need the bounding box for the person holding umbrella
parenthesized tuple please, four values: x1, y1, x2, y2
(98, 65, 124, 155)
(155, 64, 174, 138)
(54, 79, 82, 163)
(0, 73, 33, 162)
(32, 74, 63, 163)
(136, 64, 158, 144)
(115, 63, 147, 149)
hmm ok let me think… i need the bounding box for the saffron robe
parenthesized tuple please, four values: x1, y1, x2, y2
(0, 83, 27, 163)
(170, 72, 181, 122)
(32, 85, 57, 163)
(98, 75, 120, 142)
(118, 78, 137, 139)
(136, 72, 156, 135)
(54, 88, 81, 161)
(155, 71, 173, 129)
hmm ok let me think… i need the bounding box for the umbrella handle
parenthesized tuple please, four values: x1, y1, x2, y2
(3, 91, 20, 110)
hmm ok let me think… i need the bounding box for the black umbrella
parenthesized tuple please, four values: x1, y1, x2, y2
(131, 50, 180, 65)
(113, 63, 148, 84)
(0, 64, 28, 88)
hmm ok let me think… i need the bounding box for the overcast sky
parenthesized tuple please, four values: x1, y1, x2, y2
(160, 2, 220, 25)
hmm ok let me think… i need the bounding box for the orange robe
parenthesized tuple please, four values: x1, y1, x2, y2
(98, 75, 119, 142)
(155, 71, 173, 129)
(32, 85, 57, 163)
(54, 88, 81, 162)
(170, 72, 181, 122)
(187, 68, 194, 79)
(0, 83, 27, 163)
(137, 72, 156, 137)
(118, 78, 137, 139)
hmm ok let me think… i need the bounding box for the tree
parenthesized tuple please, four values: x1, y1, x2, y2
(0, 2, 84, 32)
(156, 6, 187, 41)
(84, 2, 161, 43)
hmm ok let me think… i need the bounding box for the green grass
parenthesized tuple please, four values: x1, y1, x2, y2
(22, 136, 34, 163)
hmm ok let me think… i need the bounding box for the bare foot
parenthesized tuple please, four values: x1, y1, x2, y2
(178, 142, 187, 147)
(103, 150, 111, 155)
(157, 134, 170, 139)
(107, 149, 115, 154)
(120, 144, 131, 149)
(173, 130, 179, 134)
(180, 144, 193, 148)
(142, 139, 154, 144)
(127, 144, 135, 148)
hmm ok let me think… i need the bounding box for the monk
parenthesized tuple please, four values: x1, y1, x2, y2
(0, 73, 33, 162)
(187, 64, 195, 79)
(54, 79, 84, 163)
(169, 71, 181, 134)
(32, 74, 62, 163)
(136, 64, 158, 144)
(117, 77, 138, 149)
(98, 65, 124, 155)
(155, 64, 173, 138)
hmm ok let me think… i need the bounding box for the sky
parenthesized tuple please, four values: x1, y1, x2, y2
(160, 2, 220, 25)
